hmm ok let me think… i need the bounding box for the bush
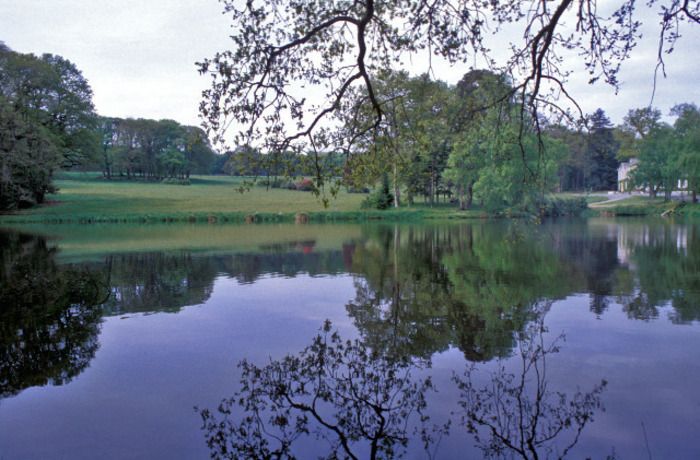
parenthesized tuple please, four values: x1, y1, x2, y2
(295, 178, 315, 191)
(346, 185, 370, 194)
(256, 178, 295, 189)
(361, 174, 394, 210)
(534, 196, 588, 217)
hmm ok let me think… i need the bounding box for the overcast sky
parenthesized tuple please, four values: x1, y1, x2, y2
(1, 0, 698, 129)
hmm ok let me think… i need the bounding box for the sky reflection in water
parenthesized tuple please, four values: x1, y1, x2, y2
(0, 219, 699, 459)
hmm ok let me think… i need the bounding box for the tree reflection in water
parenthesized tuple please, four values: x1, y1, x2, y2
(198, 320, 446, 460)
(200, 318, 608, 459)
(0, 232, 108, 399)
(454, 319, 608, 460)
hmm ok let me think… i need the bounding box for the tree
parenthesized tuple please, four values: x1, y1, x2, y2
(198, 0, 699, 169)
(671, 103, 700, 202)
(0, 47, 98, 166)
(548, 124, 588, 191)
(615, 107, 662, 161)
(0, 96, 60, 208)
(631, 124, 681, 199)
(97, 116, 218, 181)
(585, 109, 619, 191)
(343, 71, 453, 206)
(444, 127, 484, 210)
(445, 70, 516, 209)
(0, 45, 97, 209)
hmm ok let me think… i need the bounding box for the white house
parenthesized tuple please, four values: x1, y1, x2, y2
(617, 158, 638, 192)
(617, 157, 688, 193)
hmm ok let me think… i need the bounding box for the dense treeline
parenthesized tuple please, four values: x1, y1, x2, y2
(96, 116, 217, 181)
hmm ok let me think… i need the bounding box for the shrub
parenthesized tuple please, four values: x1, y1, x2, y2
(346, 185, 370, 193)
(533, 196, 587, 217)
(361, 174, 394, 210)
(295, 178, 315, 191)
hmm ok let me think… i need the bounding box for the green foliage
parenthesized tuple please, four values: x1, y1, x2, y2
(98, 117, 217, 181)
(534, 196, 588, 217)
(0, 45, 97, 210)
(444, 70, 513, 210)
(0, 97, 60, 209)
(672, 103, 700, 202)
(362, 173, 394, 209)
(586, 109, 620, 191)
(631, 124, 681, 199)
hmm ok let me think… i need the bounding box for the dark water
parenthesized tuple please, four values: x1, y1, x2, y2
(1, 219, 699, 459)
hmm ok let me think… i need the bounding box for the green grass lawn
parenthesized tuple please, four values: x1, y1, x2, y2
(0, 172, 484, 223)
(552, 192, 608, 204)
(586, 194, 700, 216)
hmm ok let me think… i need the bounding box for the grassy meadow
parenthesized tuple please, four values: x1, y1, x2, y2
(3, 172, 697, 224)
(0, 172, 484, 224)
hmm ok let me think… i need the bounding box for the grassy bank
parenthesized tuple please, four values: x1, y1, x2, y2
(0, 172, 486, 224)
(587, 195, 700, 217)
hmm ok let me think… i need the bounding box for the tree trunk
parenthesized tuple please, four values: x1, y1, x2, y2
(393, 162, 400, 208)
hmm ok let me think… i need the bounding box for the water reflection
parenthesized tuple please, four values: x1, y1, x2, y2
(198, 320, 444, 459)
(101, 253, 218, 315)
(1, 220, 699, 458)
(199, 319, 608, 459)
(0, 232, 107, 398)
(346, 221, 700, 363)
(347, 224, 579, 362)
(616, 223, 700, 323)
(2, 219, 699, 400)
(454, 318, 608, 459)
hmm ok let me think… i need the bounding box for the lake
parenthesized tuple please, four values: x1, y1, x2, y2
(1, 219, 699, 459)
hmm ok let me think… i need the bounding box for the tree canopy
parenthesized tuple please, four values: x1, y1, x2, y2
(198, 0, 699, 155)
(96, 116, 217, 181)
(0, 44, 97, 209)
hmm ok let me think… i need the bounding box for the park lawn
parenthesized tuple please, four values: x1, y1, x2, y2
(0, 172, 485, 223)
(587, 195, 700, 216)
(0, 173, 363, 222)
(552, 192, 608, 204)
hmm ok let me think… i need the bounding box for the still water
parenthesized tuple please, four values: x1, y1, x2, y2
(1, 219, 699, 459)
